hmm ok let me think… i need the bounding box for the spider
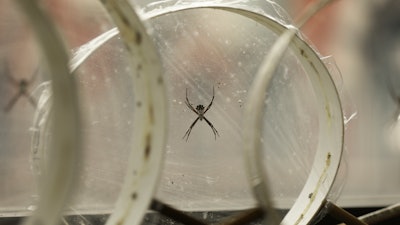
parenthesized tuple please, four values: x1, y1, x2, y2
(3, 64, 38, 112)
(183, 86, 219, 141)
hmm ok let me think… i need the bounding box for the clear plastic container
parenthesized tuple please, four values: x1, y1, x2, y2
(1, 1, 345, 225)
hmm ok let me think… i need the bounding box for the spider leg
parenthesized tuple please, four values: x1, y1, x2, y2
(387, 85, 400, 120)
(4, 92, 22, 112)
(183, 117, 200, 141)
(27, 66, 39, 84)
(185, 99, 197, 114)
(204, 86, 215, 114)
(3, 63, 18, 86)
(203, 116, 219, 140)
(185, 88, 198, 114)
(23, 92, 37, 108)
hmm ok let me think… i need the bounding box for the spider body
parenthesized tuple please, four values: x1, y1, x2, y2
(195, 105, 205, 119)
(3, 64, 38, 112)
(19, 79, 29, 91)
(183, 87, 219, 141)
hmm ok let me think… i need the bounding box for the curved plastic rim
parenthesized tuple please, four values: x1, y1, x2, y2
(15, 1, 82, 225)
(99, 1, 168, 225)
(143, 4, 343, 224)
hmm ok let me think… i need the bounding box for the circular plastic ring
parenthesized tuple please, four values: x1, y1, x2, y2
(139, 2, 343, 224)
(15, 1, 82, 225)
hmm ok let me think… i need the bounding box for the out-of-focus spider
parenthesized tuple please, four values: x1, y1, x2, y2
(3, 63, 38, 112)
(183, 86, 219, 141)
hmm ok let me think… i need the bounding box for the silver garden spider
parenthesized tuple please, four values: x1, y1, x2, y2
(183, 86, 219, 141)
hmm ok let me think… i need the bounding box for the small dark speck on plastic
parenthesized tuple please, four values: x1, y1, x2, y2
(145, 133, 151, 159)
(135, 31, 142, 45)
(131, 192, 138, 200)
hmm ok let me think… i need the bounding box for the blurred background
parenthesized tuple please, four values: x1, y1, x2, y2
(1, 0, 400, 224)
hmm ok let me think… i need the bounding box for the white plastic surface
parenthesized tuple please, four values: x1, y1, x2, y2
(99, 1, 168, 225)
